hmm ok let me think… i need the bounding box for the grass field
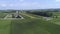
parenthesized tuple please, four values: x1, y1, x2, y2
(0, 12, 8, 18)
(10, 12, 60, 34)
(0, 20, 11, 34)
(0, 12, 60, 34)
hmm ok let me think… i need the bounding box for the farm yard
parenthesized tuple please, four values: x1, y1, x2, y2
(0, 10, 60, 34)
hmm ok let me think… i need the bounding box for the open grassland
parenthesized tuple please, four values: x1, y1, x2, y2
(53, 12, 60, 16)
(49, 12, 60, 25)
(0, 12, 60, 34)
(50, 18, 60, 25)
(0, 20, 11, 34)
(11, 18, 60, 34)
(10, 12, 60, 34)
(0, 12, 8, 18)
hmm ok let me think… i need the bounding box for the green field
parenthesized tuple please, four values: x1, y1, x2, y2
(0, 20, 11, 34)
(0, 12, 60, 34)
(0, 12, 8, 18)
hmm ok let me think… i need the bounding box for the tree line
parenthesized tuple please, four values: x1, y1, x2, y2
(26, 11, 53, 17)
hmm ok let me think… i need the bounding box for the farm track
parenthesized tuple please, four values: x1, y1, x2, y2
(4, 14, 12, 19)
(3, 13, 24, 20)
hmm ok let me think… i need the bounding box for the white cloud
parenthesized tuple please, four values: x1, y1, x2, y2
(18, 2, 41, 9)
(0, 2, 41, 9)
(19, 0, 24, 2)
(32, 2, 38, 5)
(9, 4, 14, 7)
(0, 4, 7, 7)
(32, 2, 40, 7)
(21, 3, 30, 6)
(55, 0, 60, 2)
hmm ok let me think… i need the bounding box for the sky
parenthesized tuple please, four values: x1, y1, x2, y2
(0, 0, 60, 10)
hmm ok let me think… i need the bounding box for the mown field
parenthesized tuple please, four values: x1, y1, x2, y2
(0, 12, 60, 34)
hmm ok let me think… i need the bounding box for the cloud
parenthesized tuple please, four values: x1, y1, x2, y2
(32, 2, 38, 5)
(0, 2, 41, 9)
(31, 2, 40, 7)
(19, 0, 24, 2)
(55, 0, 60, 2)
(0, 4, 7, 7)
(9, 4, 14, 7)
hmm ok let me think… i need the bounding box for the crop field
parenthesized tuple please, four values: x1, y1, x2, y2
(0, 11, 60, 34)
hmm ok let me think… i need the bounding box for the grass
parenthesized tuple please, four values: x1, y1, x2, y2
(10, 12, 60, 34)
(10, 18, 60, 34)
(0, 20, 11, 34)
(0, 12, 8, 18)
(0, 12, 60, 34)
